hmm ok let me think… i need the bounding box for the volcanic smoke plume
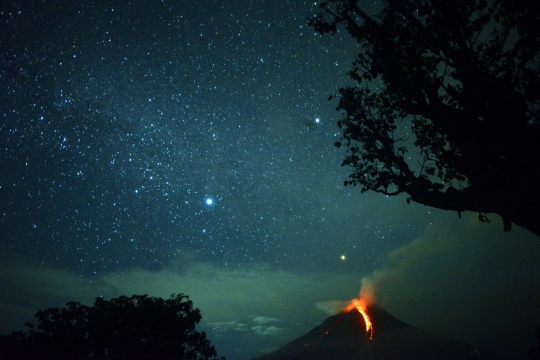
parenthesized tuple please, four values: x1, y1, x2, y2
(316, 276, 377, 325)
(313, 276, 378, 344)
(317, 275, 377, 312)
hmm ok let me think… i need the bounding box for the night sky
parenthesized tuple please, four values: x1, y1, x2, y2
(1, 1, 539, 359)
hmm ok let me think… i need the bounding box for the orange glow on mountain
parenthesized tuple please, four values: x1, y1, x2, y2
(357, 306, 373, 340)
(343, 297, 374, 340)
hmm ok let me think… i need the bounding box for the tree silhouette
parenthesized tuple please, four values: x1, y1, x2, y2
(309, 0, 540, 235)
(529, 306, 540, 359)
(0, 293, 226, 360)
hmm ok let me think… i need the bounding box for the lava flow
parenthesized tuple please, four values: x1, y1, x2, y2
(343, 297, 374, 340)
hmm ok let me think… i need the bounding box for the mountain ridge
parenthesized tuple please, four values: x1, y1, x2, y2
(253, 304, 517, 360)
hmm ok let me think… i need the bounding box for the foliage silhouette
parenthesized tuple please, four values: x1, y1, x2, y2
(529, 306, 540, 359)
(0, 293, 226, 360)
(309, 0, 540, 235)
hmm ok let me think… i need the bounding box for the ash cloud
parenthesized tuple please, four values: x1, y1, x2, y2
(357, 213, 540, 357)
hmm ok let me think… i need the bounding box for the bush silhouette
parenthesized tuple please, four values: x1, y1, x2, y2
(0, 293, 225, 360)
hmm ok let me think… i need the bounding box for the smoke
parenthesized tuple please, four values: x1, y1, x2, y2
(315, 276, 378, 315)
(314, 300, 349, 315)
(359, 276, 377, 305)
(346, 214, 540, 356)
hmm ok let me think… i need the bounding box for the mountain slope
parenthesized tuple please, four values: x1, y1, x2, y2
(254, 305, 515, 360)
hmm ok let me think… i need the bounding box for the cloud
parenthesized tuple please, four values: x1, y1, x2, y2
(250, 316, 284, 336)
(207, 316, 284, 336)
(314, 300, 348, 315)
(251, 316, 283, 324)
(0, 254, 115, 332)
(206, 320, 250, 333)
(251, 325, 282, 336)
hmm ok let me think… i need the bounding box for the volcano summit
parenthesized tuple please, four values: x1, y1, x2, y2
(254, 305, 514, 360)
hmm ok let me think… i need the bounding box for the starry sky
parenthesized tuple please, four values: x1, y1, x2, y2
(1, 1, 540, 359)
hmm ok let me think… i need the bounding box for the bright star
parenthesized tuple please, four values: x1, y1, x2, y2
(341, 255, 346, 260)
(205, 198, 214, 205)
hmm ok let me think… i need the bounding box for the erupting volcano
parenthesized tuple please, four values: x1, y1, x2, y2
(341, 297, 374, 340)
(254, 303, 512, 360)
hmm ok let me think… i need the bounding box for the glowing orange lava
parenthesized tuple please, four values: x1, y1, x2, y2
(343, 298, 374, 340)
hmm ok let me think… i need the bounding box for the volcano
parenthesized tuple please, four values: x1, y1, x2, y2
(254, 305, 514, 360)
